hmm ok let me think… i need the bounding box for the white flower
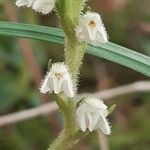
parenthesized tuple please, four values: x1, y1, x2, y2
(76, 97, 111, 135)
(15, 0, 55, 15)
(32, 0, 55, 15)
(75, 12, 108, 46)
(15, 0, 34, 7)
(40, 63, 74, 97)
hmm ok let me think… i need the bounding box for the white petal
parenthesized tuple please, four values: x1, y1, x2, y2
(97, 114, 111, 135)
(97, 26, 108, 43)
(91, 111, 101, 130)
(86, 102, 108, 118)
(50, 63, 68, 74)
(75, 27, 85, 42)
(32, 0, 55, 14)
(53, 77, 63, 94)
(86, 98, 108, 110)
(87, 112, 94, 132)
(76, 106, 86, 132)
(87, 27, 97, 41)
(86, 98, 109, 117)
(62, 77, 74, 97)
(16, 0, 33, 7)
(40, 74, 53, 94)
(99, 109, 108, 117)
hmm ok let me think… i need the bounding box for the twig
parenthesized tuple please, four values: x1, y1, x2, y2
(98, 131, 109, 150)
(95, 63, 111, 150)
(81, 81, 150, 100)
(0, 80, 149, 127)
(0, 102, 58, 127)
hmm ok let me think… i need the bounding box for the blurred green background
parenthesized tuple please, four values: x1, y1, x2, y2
(0, 0, 150, 149)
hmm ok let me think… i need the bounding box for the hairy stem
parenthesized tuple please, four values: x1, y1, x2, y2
(48, 0, 87, 149)
(48, 98, 78, 150)
(65, 40, 86, 83)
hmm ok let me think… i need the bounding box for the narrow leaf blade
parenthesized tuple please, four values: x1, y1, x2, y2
(0, 21, 150, 76)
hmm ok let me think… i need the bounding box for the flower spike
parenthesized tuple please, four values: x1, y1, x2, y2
(75, 12, 108, 46)
(76, 97, 111, 135)
(40, 62, 74, 97)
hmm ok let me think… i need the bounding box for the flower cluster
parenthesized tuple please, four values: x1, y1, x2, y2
(16, 0, 112, 136)
(75, 12, 108, 46)
(40, 62, 111, 134)
(76, 97, 111, 134)
(15, 0, 55, 14)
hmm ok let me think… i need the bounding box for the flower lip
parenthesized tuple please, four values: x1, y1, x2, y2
(54, 72, 63, 80)
(88, 20, 96, 28)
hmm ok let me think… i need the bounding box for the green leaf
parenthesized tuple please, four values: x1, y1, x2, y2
(0, 21, 150, 76)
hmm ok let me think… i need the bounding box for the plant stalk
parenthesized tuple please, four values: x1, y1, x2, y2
(48, 0, 87, 149)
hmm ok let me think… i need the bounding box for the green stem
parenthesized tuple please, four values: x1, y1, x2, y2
(65, 40, 86, 83)
(48, 98, 78, 150)
(48, 0, 87, 149)
(56, 0, 87, 82)
(48, 97, 89, 150)
(48, 41, 86, 150)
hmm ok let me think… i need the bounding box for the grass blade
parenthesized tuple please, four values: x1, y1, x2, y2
(0, 21, 150, 76)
